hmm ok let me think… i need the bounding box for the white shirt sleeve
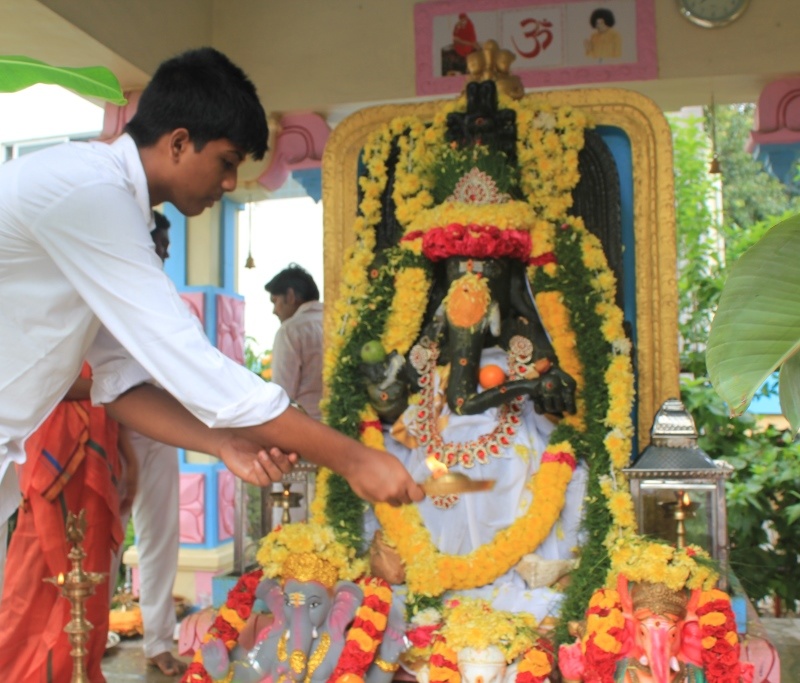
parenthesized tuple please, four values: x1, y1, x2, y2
(32, 182, 289, 428)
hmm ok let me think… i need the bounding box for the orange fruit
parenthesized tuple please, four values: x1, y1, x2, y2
(479, 364, 506, 389)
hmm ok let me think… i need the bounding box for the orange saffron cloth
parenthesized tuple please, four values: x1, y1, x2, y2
(0, 364, 122, 682)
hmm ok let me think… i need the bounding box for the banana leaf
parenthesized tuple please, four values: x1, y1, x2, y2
(707, 213, 800, 432)
(0, 56, 126, 105)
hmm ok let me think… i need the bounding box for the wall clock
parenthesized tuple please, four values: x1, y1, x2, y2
(678, 0, 750, 28)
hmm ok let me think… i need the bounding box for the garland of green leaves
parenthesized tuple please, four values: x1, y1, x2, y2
(323, 246, 432, 550)
(532, 227, 615, 639)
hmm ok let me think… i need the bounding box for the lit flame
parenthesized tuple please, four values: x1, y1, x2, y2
(57, 573, 65, 585)
(425, 456, 448, 479)
(681, 492, 691, 507)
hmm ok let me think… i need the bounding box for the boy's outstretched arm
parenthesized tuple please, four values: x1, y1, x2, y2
(105, 384, 425, 506)
(104, 383, 297, 486)
(239, 407, 426, 507)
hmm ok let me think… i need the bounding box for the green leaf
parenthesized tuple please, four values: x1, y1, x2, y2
(0, 56, 126, 105)
(707, 213, 800, 421)
(779, 354, 800, 433)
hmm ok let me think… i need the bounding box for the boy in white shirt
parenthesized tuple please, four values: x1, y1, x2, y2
(0, 47, 427, 681)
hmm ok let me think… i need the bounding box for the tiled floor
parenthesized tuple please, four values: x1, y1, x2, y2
(101, 637, 190, 682)
(101, 619, 800, 682)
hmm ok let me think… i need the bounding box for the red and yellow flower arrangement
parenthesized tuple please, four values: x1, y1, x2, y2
(427, 598, 554, 683)
(697, 589, 753, 683)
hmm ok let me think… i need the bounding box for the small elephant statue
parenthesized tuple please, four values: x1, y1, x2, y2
(202, 576, 364, 683)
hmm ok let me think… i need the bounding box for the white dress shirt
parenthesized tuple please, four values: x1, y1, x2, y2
(0, 134, 289, 506)
(271, 301, 324, 420)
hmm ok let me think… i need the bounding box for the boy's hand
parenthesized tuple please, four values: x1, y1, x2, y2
(219, 435, 298, 486)
(346, 448, 425, 506)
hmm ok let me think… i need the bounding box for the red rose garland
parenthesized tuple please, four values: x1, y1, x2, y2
(182, 568, 264, 683)
(402, 224, 532, 262)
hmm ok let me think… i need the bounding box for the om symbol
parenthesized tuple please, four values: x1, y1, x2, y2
(511, 18, 554, 59)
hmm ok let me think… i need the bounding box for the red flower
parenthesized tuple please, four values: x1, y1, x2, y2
(407, 624, 439, 648)
(182, 661, 213, 683)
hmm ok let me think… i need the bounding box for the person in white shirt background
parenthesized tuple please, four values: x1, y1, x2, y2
(0, 45, 424, 682)
(264, 264, 324, 421)
(113, 211, 186, 676)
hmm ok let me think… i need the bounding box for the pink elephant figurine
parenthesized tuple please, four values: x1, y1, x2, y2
(616, 575, 704, 683)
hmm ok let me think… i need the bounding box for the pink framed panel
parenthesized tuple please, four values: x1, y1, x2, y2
(414, 0, 657, 97)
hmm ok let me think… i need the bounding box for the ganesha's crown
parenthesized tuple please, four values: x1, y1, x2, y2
(282, 553, 339, 589)
(256, 522, 367, 586)
(631, 581, 689, 620)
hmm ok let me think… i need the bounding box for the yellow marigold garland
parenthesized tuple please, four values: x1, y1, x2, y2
(318, 94, 637, 603)
(382, 267, 432, 355)
(373, 444, 577, 595)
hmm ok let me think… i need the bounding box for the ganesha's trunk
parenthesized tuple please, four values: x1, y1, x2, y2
(286, 606, 313, 682)
(648, 627, 672, 683)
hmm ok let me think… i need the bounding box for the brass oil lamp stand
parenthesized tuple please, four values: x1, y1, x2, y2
(44, 509, 106, 683)
(661, 491, 698, 549)
(269, 482, 303, 525)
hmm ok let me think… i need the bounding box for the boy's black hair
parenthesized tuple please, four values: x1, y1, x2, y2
(590, 8, 616, 28)
(126, 47, 269, 160)
(264, 263, 320, 302)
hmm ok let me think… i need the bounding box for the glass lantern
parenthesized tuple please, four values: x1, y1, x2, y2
(624, 397, 733, 587)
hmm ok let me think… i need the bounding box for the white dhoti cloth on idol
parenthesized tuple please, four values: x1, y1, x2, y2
(365, 347, 587, 622)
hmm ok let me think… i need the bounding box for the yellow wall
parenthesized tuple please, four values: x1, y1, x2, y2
(186, 205, 221, 287)
(31, 0, 800, 113)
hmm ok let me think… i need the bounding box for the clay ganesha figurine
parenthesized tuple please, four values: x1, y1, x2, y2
(200, 523, 407, 683)
(558, 576, 706, 683)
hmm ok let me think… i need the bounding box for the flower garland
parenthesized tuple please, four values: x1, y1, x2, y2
(426, 598, 554, 683)
(606, 537, 718, 593)
(381, 447, 577, 596)
(317, 93, 636, 613)
(429, 638, 461, 683)
(574, 588, 627, 683)
(404, 606, 444, 666)
(328, 576, 393, 682)
(403, 223, 532, 262)
(574, 582, 753, 683)
(440, 598, 540, 663)
(697, 589, 753, 683)
(182, 569, 264, 683)
(256, 522, 367, 583)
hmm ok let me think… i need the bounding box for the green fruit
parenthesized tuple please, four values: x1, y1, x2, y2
(360, 340, 386, 364)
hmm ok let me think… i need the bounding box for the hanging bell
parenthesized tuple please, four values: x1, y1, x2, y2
(245, 252, 256, 269)
(709, 154, 721, 174)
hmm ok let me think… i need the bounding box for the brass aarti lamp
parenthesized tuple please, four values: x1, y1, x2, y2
(44, 509, 106, 683)
(660, 490, 700, 549)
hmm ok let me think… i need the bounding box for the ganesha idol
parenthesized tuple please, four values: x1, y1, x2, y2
(194, 523, 407, 683)
(558, 570, 754, 683)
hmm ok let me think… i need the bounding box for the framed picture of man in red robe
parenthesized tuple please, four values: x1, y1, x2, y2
(414, 0, 657, 97)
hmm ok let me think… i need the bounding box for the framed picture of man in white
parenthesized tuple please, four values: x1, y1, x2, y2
(415, 0, 656, 96)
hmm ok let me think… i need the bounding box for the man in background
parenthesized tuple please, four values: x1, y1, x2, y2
(117, 211, 185, 676)
(264, 264, 324, 420)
